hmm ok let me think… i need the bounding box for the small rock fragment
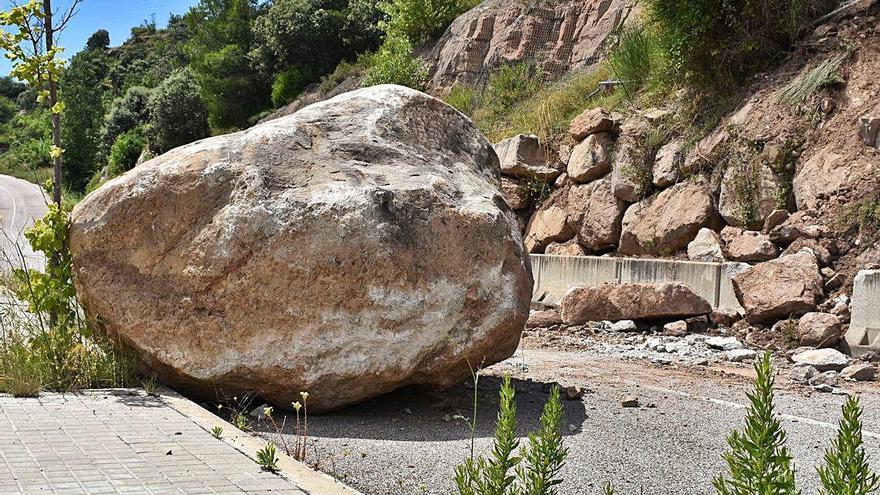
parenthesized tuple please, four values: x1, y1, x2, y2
(792, 348, 849, 371)
(706, 336, 744, 351)
(840, 363, 876, 381)
(621, 396, 640, 408)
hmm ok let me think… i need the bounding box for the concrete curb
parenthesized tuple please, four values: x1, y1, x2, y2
(157, 387, 363, 495)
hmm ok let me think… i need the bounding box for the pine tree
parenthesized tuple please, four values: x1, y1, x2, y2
(818, 395, 880, 495)
(714, 353, 799, 495)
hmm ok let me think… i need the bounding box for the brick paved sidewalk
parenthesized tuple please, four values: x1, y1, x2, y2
(0, 390, 357, 495)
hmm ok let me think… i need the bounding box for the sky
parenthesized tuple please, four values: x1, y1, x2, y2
(1, 0, 200, 76)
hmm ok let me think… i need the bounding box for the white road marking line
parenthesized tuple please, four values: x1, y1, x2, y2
(0, 183, 18, 232)
(631, 382, 880, 440)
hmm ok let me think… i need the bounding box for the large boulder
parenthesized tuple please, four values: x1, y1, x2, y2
(501, 177, 530, 210)
(567, 133, 612, 183)
(687, 228, 724, 262)
(724, 230, 778, 262)
(70, 85, 533, 412)
(494, 134, 561, 181)
(524, 203, 574, 252)
(570, 108, 621, 142)
(732, 249, 823, 324)
(610, 121, 653, 203)
(618, 181, 718, 255)
(796, 312, 842, 348)
(560, 283, 712, 324)
(652, 139, 683, 188)
(567, 179, 626, 252)
(718, 162, 782, 229)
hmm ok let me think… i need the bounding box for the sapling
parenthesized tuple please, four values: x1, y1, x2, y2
(714, 353, 799, 495)
(818, 395, 880, 495)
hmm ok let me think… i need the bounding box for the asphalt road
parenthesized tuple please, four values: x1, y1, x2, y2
(0, 174, 48, 269)
(255, 346, 880, 495)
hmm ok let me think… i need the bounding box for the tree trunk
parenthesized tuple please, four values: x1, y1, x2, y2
(43, 0, 61, 207)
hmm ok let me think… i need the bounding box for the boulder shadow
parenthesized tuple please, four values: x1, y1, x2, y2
(250, 375, 587, 442)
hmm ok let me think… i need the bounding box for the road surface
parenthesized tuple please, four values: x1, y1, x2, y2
(256, 345, 880, 495)
(0, 174, 49, 269)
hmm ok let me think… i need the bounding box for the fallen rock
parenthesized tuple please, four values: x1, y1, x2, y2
(858, 115, 880, 148)
(560, 283, 711, 325)
(768, 211, 828, 246)
(688, 228, 725, 262)
(762, 209, 790, 234)
(726, 348, 758, 362)
(526, 309, 563, 328)
(724, 230, 778, 263)
(610, 121, 653, 203)
(609, 320, 638, 332)
(618, 181, 718, 255)
(621, 395, 639, 407)
(567, 179, 626, 252)
(840, 363, 876, 381)
(564, 386, 587, 400)
(70, 85, 533, 412)
(809, 370, 839, 390)
(792, 348, 849, 371)
(732, 249, 823, 324)
(797, 312, 842, 348)
(570, 108, 620, 142)
(524, 205, 574, 252)
(706, 336, 744, 351)
(652, 139, 683, 188)
(501, 177, 530, 210)
(495, 134, 561, 181)
(545, 240, 586, 256)
(567, 133, 612, 183)
(662, 320, 688, 337)
(790, 365, 818, 383)
(718, 162, 782, 229)
(782, 238, 831, 266)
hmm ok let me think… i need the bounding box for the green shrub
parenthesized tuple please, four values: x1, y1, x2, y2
(454, 376, 568, 495)
(362, 34, 427, 90)
(379, 0, 478, 43)
(318, 59, 363, 94)
(714, 353, 798, 494)
(608, 24, 665, 96)
(646, 0, 813, 91)
(108, 128, 145, 175)
(484, 63, 543, 113)
(271, 66, 313, 108)
(147, 69, 210, 153)
(444, 84, 478, 116)
(777, 53, 848, 108)
(818, 395, 880, 495)
(104, 86, 153, 148)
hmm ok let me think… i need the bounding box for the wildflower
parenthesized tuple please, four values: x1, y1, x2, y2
(263, 406, 273, 418)
(292, 401, 302, 412)
(300, 391, 309, 401)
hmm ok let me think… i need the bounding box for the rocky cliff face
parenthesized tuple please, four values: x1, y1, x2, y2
(424, 0, 637, 89)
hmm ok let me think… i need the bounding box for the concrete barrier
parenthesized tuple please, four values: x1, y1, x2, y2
(844, 269, 880, 357)
(530, 254, 744, 311)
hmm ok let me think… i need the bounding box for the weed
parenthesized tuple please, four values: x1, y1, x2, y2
(603, 482, 616, 495)
(524, 178, 551, 206)
(256, 442, 279, 473)
(211, 426, 223, 439)
(818, 395, 880, 494)
(714, 353, 798, 494)
(231, 410, 249, 431)
(445, 84, 478, 117)
(836, 190, 880, 243)
(454, 376, 568, 494)
(142, 375, 159, 396)
(608, 24, 664, 97)
(778, 317, 800, 348)
(777, 54, 848, 109)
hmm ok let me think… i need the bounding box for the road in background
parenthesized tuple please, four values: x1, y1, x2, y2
(0, 175, 49, 270)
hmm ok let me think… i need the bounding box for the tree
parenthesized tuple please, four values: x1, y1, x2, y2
(85, 28, 109, 50)
(59, 49, 107, 191)
(103, 86, 152, 149)
(183, 0, 269, 130)
(0, 76, 27, 99)
(147, 68, 209, 153)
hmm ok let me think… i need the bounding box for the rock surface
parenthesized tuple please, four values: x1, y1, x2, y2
(570, 108, 621, 142)
(567, 179, 626, 252)
(796, 312, 842, 348)
(426, 0, 636, 89)
(501, 177, 530, 210)
(618, 181, 718, 255)
(687, 228, 724, 262)
(495, 134, 560, 181)
(732, 249, 823, 324)
(652, 140, 682, 188)
(524, 204, 574, 252)
(560, 283, 711, 324)
(70, 85, 533, 412)
(567, 133, 612, 183)
(724, 230, 778, 262)
(791, 348, 849, 371)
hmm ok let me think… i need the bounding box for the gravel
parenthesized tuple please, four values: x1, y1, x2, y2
(250, 345, 880, 495)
